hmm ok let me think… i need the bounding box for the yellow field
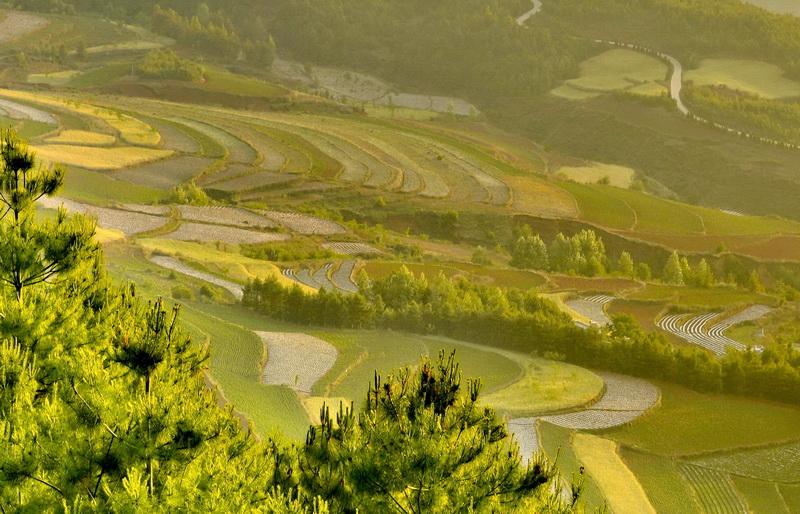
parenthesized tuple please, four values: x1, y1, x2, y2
(555, 49, 668, 99)
(45, 130, 116, 146)
(27, 70, 82, 86)
(32, 145, 173, 170)
(0, 89, 161, 146)
(550, 84, 600, 100)
(94, 227, 125, 243)
(573, 433, 657, 514)
(685, 59, 800, 99)
(137, 239, 312, 292)
(302, 396, 349, 425)
(506, 175, 579, 218)
(482, 356, 603, 415)
(557, 162, 635, 188)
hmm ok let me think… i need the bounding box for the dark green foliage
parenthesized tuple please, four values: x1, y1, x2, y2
(137, 49, 206, 82)
(300, 351, 569, 512)
(255, 0, 588, 98)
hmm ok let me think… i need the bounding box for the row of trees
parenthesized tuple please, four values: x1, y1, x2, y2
(509, 227, 736, 287)
(243, 267, 800, 405)
(0, 128, 572, 511)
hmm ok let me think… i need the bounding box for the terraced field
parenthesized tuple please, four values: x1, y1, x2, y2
(259, 332, 338, 395)
(656, 305, 772, 355)
(678, 464, 748, 514)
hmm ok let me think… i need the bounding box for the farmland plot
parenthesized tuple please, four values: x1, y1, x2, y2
(259, 121, 371, 183)
(119, 204, 171, 215)
(258, 332, 338, 394)
(539, 372, 659, 430)
(0, 99, 56, 124)
(161, 222, 291, 245)
(312, 263, 335, 291)
(323, 242, 382, 255)
(403, 133, 511, 204)
(38, 196, 168, 235)
(258, 211, 345, 235)
(385, 136, 450, 197)
(692, 441, 800, 482)
(573, 434, 657, 514)
(294, 269, 320, 290)
(178, 206, 278, 229)
(150, 255, 243, 299)
(565, 296, 613, 326)
(113, 155, 212, 189)
(657, 312, 749, 355)
(730, 476, 792, 514)
(679, 464, 748, 514)
(144, 118, 201, 154)
(208, 171, 298, 192)
(44, 130, 115, 146)
(171, 117, 257, 164)
(33, 145, 173, 171)
(620, 448, 703, 514)
(330, 260, 359, 293)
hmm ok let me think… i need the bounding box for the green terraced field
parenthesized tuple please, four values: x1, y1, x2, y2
(605, 383, 800, 456)
(685, 59, 800, 99)
(599, 186, 705, 234)
(620, 448, 702, 514)
(628, 284, 775, 308)
(538, 422, 607, 513)
(679, 464, 748, 514)
(730, 476, 790, 514)
(779, 484, 800, 512)
(559, 181, 636, 230)
(692, 441, 800, 482)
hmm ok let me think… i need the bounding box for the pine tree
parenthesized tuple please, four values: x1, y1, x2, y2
(617, 251, 634, 278)
(663, 251, 684, 285)
(300, 351, 571, 513)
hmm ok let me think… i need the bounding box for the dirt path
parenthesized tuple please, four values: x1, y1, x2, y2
(515, 0, 543, 25)
(0, 11, 48, 43)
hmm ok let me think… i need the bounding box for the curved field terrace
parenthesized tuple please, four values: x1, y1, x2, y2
(258, 332, 339, 395)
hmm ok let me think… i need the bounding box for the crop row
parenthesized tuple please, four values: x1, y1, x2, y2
(692, 440, 800, 483)
(678, 464, 748, 514)
(322, 242, 382, 255)
(657, 313, 749, 355)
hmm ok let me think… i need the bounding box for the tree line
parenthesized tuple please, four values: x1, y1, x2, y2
(0, 128, 573, 511)
(244, 266, 800, 406)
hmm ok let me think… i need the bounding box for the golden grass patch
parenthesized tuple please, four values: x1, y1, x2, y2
(482, 357, 603, 415)
(302, 396, 350, 425)
(557, 162, 635, 188)
(45, 130, 116, 146)
(685, 59, 800, 99)
(32, 144, 173, 170)
(573, 434, 657, 514)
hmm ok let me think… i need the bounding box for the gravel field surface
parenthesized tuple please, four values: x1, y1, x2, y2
(330, 260, 359, 293)
(149, 255, 243, 299)
(0, 99, 56, 124)
(258, 332, 338, 394)
(322, 242, 382, 255)
(507, 418, 540, 465)
(178, 206, 278, 229)
(161, 222, 291, 244)
(258, 211, 345, 235)
(0, 12, 48, 44)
